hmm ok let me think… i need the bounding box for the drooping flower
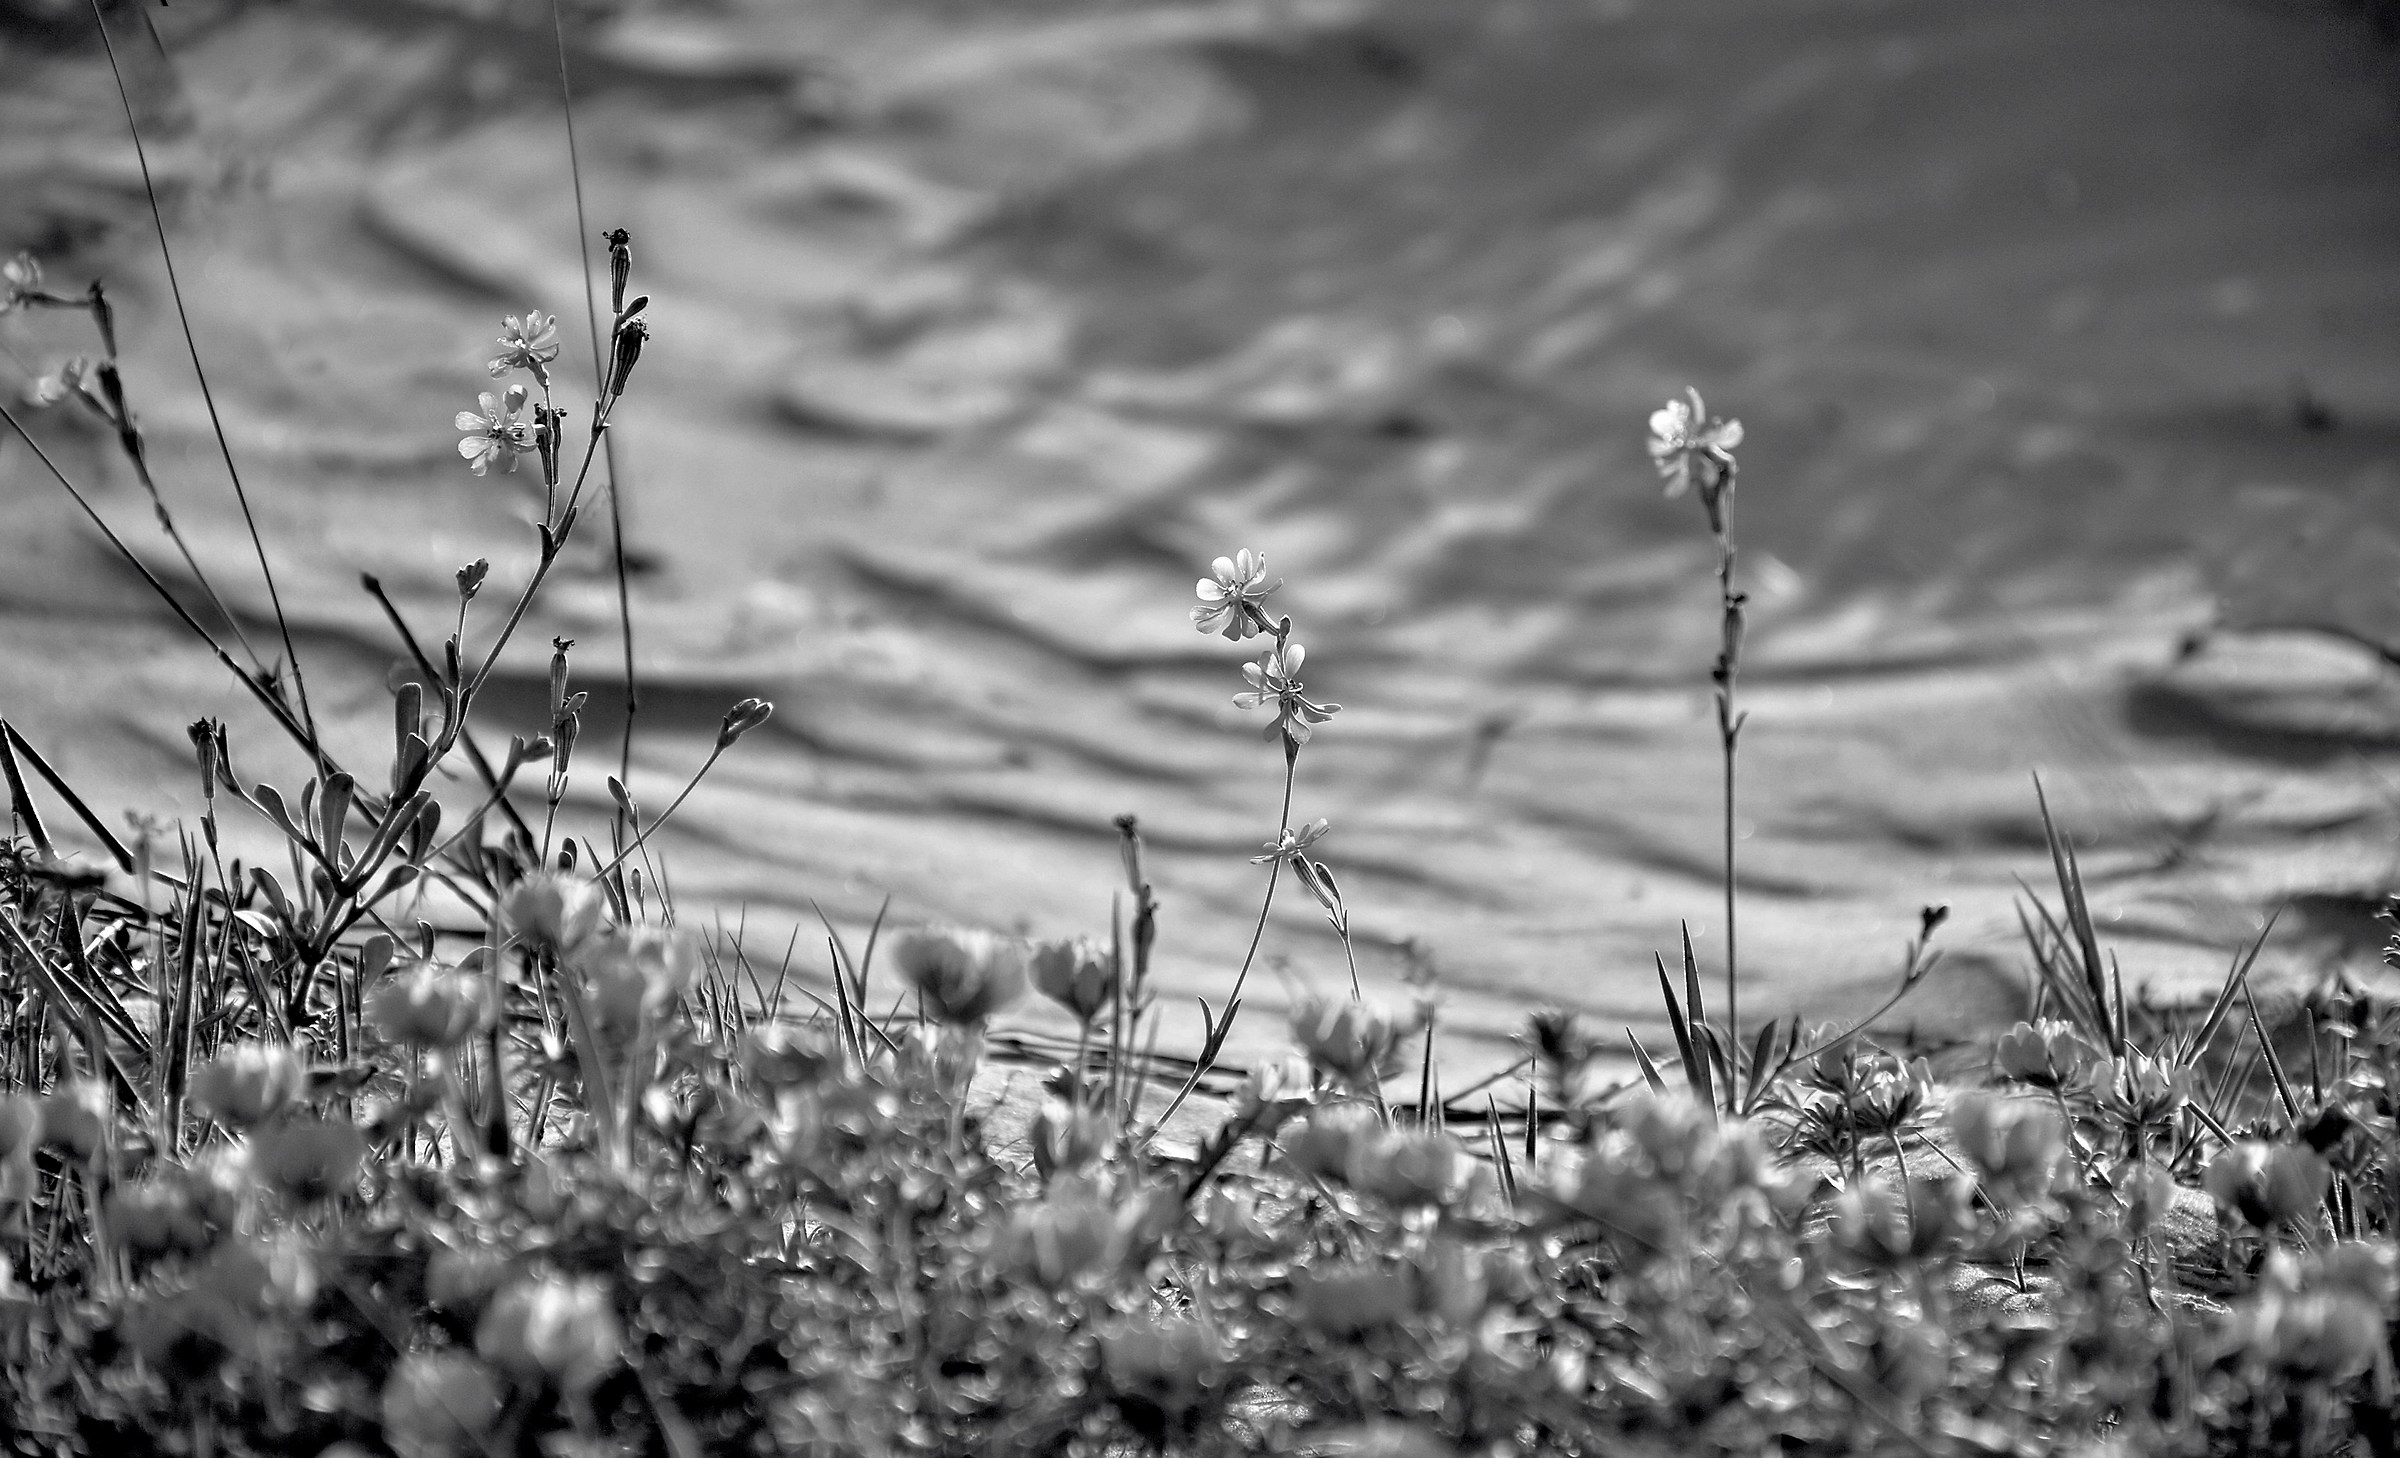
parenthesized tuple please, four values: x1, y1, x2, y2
(1233, 641, 1340, 747)
(454, 384, 535, 476)
(1191, 549, 1278, 640)
(486, 310, 561, 384)
(1250, 817, 1331, 866)
(891, 926, 1026, 1026)
(1646, 386, 1743, 502)
(1029, 936, 1115, 1025)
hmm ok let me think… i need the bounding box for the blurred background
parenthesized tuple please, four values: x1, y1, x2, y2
(2, 0, 2398, 1083)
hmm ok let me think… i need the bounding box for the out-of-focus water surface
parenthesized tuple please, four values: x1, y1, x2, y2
(4, 0, 2400, 1082)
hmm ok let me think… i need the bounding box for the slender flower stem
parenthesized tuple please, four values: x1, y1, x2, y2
(1222, 750, 1298, 1018)
(1711, 476, 1744, 1087)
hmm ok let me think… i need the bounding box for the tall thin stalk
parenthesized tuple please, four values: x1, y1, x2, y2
(1649, 389, 1747, 1084)
(89, 0, 322, 762)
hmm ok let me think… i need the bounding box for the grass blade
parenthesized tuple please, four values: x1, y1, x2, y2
(1626, 1027, 1668, 1097)
(4, 724, 135, 873)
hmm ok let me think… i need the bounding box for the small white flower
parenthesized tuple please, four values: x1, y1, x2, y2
(455, 384, 535, 476)
(1191, 549, 1279, 640)
(1233, 641, 1340, 746)
(1250, 818, 1331, 866)
(487, 310, 562, 384)
(0, 253, 42, 315)
(1647, 386, 1743, 500)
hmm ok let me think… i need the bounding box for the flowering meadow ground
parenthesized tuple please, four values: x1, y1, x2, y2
(6, 2, 2400, 1454)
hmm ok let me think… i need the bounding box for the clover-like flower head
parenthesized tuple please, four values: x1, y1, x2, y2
(1191, 548, 1278, 640)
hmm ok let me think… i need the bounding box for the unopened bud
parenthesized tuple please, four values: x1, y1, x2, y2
(605, 228, 631, 314)
(456, 558, 489, 600)
(187, 718, 221, 799)
(717, 697, 773, 749)
(607, 318, 647, 399)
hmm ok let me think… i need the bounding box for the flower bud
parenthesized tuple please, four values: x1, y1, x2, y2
(367, 964, 494, 1048)
(191, 1042, 306, 1129)
(455, 557, 489, 600)
(893, 926, 1026, 1026)
(1029, 937, 1114, 1025)
(477, 1274, 622, 1393)
(604, 228, 631, 314)
(717, 697, 773, 749)
(606, 318, 647, 398)
(381, 1351, 506, 1458)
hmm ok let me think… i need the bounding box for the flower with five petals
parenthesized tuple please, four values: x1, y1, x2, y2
(1647, 386, 1743, 503)
(486, 310, 562, 385)
(1233, 642, 1339, 747)
(1191, 549, 1278, 641)
(455, 385, 536, 476)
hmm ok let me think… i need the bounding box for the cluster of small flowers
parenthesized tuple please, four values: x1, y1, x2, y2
(1192, 549, 1341, 749)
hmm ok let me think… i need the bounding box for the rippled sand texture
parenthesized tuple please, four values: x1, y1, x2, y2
(2, 0, 2398, 1083)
